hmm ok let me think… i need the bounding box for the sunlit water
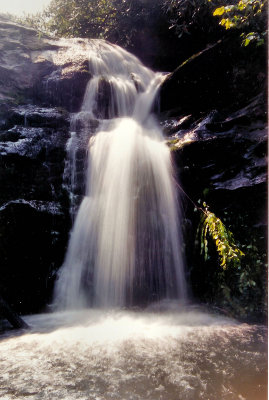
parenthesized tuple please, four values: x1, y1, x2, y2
(54, 40, 186, 309)
(0, 306, 267, 400)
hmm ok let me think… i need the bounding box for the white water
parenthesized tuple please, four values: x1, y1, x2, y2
(0, 306, 267, 400)
(55, 40, 186, 309)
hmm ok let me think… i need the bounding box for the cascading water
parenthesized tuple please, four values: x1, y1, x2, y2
(54, 40, 187, 309)
(0, 39, 266, 400)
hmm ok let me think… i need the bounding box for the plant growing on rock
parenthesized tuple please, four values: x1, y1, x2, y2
(194, 201, 266, 318)
(198, 203, 245, 270)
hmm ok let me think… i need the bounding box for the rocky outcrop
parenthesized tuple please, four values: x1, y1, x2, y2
(0, 15, 91, 112)
(0, 16, 95, 314)
(0, 106, 71, 314)
(0, 16, 57, 104)
(160, 35, 266, 115)
(0, 295, 29, 329)
(159, 30, 267, 319)
(164, 93, 267, 194)
(161, 88, 267, 319)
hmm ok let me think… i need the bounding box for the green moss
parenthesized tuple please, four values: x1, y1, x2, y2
(179, 49, 205, 68)
(166, 138, 179, 151)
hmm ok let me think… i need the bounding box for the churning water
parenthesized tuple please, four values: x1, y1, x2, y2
(0, 306, 267, 400)
(54, 40, 186, 309)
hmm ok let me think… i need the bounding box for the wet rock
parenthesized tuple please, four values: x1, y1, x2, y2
(0, 294, 29, 329)
(0, 127, 50, 158)
(0, 93, 71, 315)
(0, 202, 69, 314)
(163, 92, 267, 318)
(0, 104, 71, 314)
(160, 36, 266, 115)
(0, 199, 63, 215)
(5, 105, 70, 129)
(164, 93, 267, 191)
(35, 62, 91, 112)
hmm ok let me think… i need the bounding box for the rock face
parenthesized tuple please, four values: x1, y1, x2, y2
(0, 105, 71, 313)
(0, 16, 91, 111)
(0, 16, 95, 314)
(160, 35, 266, 115)
(161, 86, 267, 319)
(159, 29, 267, 320)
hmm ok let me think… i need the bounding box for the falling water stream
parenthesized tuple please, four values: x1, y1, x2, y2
(0, 40, 267, 400)
(54, 40, 186, 309)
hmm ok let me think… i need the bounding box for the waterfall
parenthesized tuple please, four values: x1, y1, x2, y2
(54, 40, 187, 309)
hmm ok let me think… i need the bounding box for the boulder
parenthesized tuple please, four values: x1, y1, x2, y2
(0, 15, 91, 112)
(160, 35, 266, 115)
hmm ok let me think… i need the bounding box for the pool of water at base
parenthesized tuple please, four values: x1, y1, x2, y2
(0, 304, 267, 400)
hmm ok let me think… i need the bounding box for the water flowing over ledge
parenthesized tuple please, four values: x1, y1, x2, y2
(54, 40, 186, 309)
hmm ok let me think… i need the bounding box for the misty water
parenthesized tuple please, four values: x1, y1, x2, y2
(54, 40, 186, 309)
(0, 306, 267, 400)
(0, 40, 266, 400)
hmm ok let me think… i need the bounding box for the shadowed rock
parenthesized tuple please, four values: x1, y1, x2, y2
(0, 294, 29, 329)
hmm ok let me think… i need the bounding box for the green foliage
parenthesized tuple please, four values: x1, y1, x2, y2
(16, 0, 267, 59)
(217, 232, 267, 318)
(195, 202, 267, 319)
(17, 0, 119, 38)
(17, 0, 166, 48)
(240, 30, 266, 45)
(163, 0, 223, 38)
(198, 203, 244, 270)
(210, 0, 267, 45)
(162, 0, 266, 48)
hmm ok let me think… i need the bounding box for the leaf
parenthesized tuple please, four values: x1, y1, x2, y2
(238, 0, 248, 10)
(243, 38, 251, 46)
(220, 18, 236, 29)
(213, 6, 225, 16)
